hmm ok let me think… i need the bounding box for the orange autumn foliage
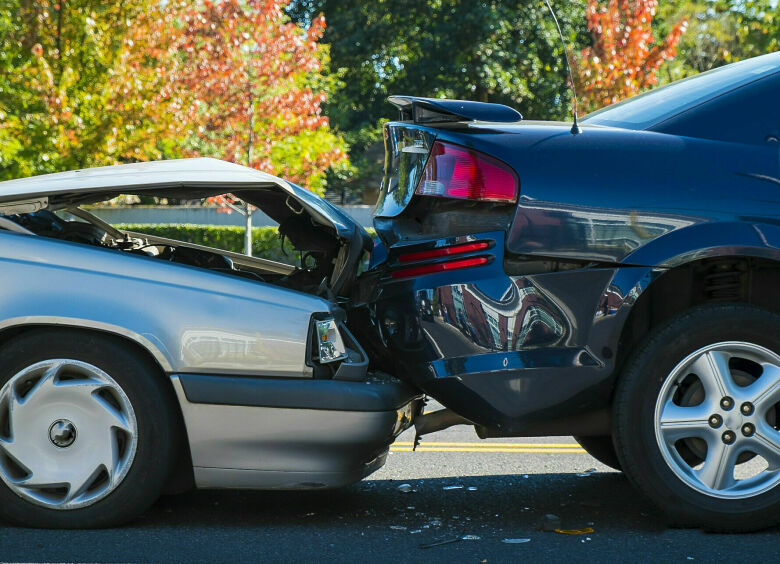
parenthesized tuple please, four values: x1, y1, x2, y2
(116, 0, 347, 193)
(573, 0, 688, 113)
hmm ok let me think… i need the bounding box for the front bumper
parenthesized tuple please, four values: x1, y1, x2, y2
(171, 373, 422, 490)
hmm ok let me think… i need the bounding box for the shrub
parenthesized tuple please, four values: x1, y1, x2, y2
(116, 224, 297, 264)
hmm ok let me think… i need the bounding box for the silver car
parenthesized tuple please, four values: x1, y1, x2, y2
(0, 158, 421, 528)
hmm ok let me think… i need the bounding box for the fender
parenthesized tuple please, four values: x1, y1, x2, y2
(589, 220, 780, 374)
(623, 220, 780, 268)
(0, 315, 174, 372)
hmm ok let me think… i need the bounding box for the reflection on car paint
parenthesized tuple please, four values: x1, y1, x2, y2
(509, 198, 698, 263)
(424, 277, 566, 355)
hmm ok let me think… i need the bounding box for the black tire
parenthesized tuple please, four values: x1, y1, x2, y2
(0, 329, 180, 528)
(613, 304, 780, 532)
(573, 436, 622, 471)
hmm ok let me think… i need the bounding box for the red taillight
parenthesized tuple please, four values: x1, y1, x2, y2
(391, 256, 489, 279)
(415, 141, 518, 203)
(398, 241, 490, 263)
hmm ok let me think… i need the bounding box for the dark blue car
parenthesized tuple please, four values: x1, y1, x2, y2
(352, 51, 780, 531)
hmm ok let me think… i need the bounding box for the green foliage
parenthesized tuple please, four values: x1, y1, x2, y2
(657, 0, 779, 82)
(287, 0, 587, 199)
(289, 0, 587, 130)
(117, 224, 297, 264)
(0, 1, 153, 180)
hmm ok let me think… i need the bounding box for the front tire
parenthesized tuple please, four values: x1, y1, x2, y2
(0, 330, 179, 528)
(613, 304, 780, 531)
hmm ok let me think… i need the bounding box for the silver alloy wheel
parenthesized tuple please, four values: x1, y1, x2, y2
(654, 342, 780, 499)
(0, 359, 138, 510)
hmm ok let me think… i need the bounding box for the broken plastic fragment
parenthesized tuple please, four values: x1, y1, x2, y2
(419, 537, 461, 549)
(576, 468, 597, 477)
(443, 485, 464, 490)
(502, 538, 531, 544)
(397, 483, 413, 493)
(554, 527, 595, 535)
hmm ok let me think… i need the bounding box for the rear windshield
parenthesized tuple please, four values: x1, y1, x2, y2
(583, 51, 780, 130)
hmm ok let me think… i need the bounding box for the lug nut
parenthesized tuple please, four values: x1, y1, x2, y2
(742, 423, 755, 437)
(722, 431, 736, 445)
(720, 397, 734, 410)
(741, 402, 754, 416)
(708, 414, 723, 428)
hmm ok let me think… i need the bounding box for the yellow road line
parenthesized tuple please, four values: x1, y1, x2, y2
(392, 441, 582, 448)
(390, 447, 585, 453)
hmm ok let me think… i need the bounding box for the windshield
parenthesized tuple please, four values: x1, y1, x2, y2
(583, 51, 780, 130)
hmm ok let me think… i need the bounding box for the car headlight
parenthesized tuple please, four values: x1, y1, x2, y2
(315, 318, 348, 363)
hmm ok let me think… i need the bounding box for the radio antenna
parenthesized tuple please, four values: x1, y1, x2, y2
(542, 0, 582, 135)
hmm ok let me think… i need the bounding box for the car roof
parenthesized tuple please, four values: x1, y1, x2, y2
(583, 51, 780, 130)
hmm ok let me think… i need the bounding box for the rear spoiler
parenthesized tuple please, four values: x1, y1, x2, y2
(387, 95, 522, 124)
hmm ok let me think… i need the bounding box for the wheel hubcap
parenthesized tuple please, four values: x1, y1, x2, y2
(0, 360, 138, 510)
(654, 342, 780, 499)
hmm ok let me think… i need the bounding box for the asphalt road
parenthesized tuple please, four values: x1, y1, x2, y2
(0, 422, 776, 563)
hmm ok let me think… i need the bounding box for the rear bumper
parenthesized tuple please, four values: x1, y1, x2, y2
(351, 230, 637, 435)
(171, 373, 422, 489)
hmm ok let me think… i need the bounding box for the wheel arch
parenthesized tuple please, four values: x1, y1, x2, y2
(614, 254, 780, 385)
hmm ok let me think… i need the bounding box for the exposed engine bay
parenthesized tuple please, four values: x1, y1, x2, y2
(1, 208, 343, 296)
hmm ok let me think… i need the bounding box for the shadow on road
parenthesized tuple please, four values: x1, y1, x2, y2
(3, 472, 779, 562)
(146, 472, 659, 533)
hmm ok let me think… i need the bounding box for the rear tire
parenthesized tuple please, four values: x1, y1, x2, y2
(613, 304, 780, 532)
(573, 436, 622, 471)
(0, 329, 179, 528)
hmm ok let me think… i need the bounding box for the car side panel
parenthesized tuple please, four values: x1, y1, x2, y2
(0, 231, 329, 377)
(422, 123, 780, 265)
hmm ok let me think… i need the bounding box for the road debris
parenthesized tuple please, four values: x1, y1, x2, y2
(501, 538, 531, 544)
(554, 527, 595, 535)
(537, 514, 561, 532)
(397, 483, 413, 493)
(467, 486, 478, 491)
(419, 537, 461, 549)
(576, 468, 597, 477)
(443, 485, 464, 490)
(461, 535, 481, 541)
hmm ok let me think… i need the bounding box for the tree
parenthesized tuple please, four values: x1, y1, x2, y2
(657, 0, 779, 83)
(287, 0, 588, 198)
(572, 0, 688, 112)
(118, 0, 349, 253)
(120, 0, 348, 195)
(0, 1, 152, 180)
